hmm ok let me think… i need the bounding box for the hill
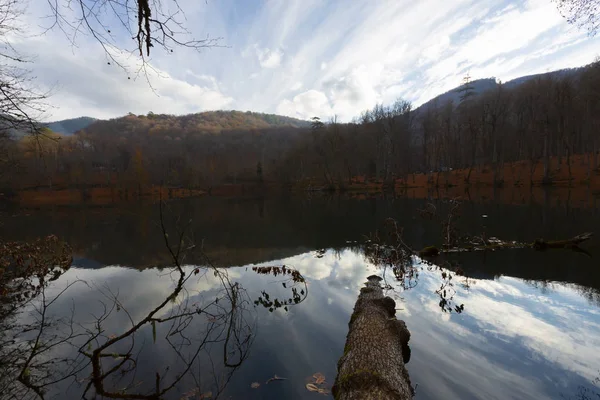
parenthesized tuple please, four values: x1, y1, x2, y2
(7, 62, 600, 200)
(45, 117, 98, 136)
(415, 78, 498, 112)
(414, 67, 583, 113)
(0, 114, 51, 139)
(79, 110, 310, 138)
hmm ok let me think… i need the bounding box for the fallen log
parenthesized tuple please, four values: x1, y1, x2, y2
(418, 232, 593, 257)
(332, 275, 413, 400)
(532, 232, 593, 250)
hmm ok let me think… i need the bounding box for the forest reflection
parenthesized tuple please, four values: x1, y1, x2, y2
(0, 236, 256, 399)
(1, 194, 599, 399)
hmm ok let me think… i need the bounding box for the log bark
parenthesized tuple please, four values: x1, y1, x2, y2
(332, 275, 413, 400)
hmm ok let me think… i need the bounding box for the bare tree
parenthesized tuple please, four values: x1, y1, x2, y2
(1, 0, 221, 164)
(44, 0, 222, 76)
(0, 0, 49, 137)
(0, 235, 77, 399)
(0, 203, 257, 400)
(555, 0, 600, 36)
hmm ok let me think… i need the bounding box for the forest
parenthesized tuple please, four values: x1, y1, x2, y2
(1, 61, 600, 199)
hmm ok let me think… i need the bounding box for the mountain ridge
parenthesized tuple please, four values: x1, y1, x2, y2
(44, 65, 587, 137)
(45, 116, 98, 136)
(77, 110, 311, 138)
(414, 66, 584, 114)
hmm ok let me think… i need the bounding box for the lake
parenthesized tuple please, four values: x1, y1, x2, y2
(1, 193, 599, 400)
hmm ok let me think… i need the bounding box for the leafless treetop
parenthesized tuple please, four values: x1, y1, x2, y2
(0, 0, 49, 137)
(555, 0, 600, 36)
(44, 0, 222, 70)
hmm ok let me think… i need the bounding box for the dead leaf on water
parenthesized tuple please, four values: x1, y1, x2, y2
(251, 382, 260, 389)
(312, 372, 326, 385)
(317, 388, 330, 394)
(306, 383, 319, 392)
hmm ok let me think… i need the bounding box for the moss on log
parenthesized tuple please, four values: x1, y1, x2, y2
(332, 275, 413, 400)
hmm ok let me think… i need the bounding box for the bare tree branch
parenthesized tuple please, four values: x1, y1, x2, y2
(0, 203, 255, 400)
(42, 0, 223, 77)
(555, 0, 600, 36)
(0, 0, 51, 139)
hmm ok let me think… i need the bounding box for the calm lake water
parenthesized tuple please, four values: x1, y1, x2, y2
(1, 194, 600, 399)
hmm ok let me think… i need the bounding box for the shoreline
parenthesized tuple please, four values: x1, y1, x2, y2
(3, 180, 599, 210)
(3, 154, 599, 209)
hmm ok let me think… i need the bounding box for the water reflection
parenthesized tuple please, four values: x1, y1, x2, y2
(2, 195, 600, 399)
(256, 249, 600, 400)
(2, 246, 599, 400)
(0, 261, 255, 400)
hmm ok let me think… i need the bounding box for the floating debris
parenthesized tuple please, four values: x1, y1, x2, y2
(306, 383, 319, 392)
(306, 372, 330, 395)
(266, 375, 287, 384)
(312, 372, 326, 385)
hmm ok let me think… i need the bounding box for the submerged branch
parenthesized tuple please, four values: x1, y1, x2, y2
(418, 232, 594, 257)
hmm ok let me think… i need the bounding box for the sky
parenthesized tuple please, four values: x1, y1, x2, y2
(14, 0, 600, 122)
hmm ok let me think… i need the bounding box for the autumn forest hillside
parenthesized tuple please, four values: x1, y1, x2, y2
(79, 110, 311, 138)
(2, 61, 600, 205)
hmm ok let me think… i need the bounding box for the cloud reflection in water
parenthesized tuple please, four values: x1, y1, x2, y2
(34, 248, 600, 399)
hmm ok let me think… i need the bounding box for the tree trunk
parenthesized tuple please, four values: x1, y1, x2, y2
(333, 275, 413, 400)
(594, 141, 598, 172)
(465, 163, 473, 184)
(566, 139, 572, 184)
(543, 135, 550, 182)
(529, 158, 537, 186)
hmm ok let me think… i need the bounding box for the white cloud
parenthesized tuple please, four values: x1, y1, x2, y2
(289, 82, 303, 91)
(323, 63, 384, 120)
(15, 0, 600, 121)
(17, 35, 233, 121)
(276, 89, 333, 120)
(256, 46, 284, 68)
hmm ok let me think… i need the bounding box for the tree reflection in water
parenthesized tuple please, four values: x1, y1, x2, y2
(0, 204, 256, 400)
(248, 213, 471, 319)
(1, 235, 77, 399)
(363, 218, 467, 313)
(251, 265, 308, 312)
(564, 372, 600, 400)
(5, 199, 596, 398)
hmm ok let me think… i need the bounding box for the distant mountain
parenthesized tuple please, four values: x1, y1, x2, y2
(0, 114, 46, 139)
(45, 116, 98, 136)
(415, 67, 583, 114)
(415, 78, 498, 113)
(502, 68, 581, 89)
(79, 110, 311, 138)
